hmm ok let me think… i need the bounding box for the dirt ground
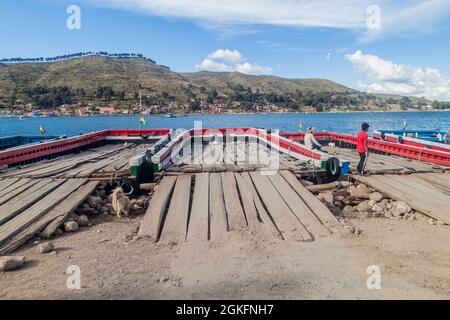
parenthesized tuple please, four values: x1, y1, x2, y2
(0, 213, 449, 300)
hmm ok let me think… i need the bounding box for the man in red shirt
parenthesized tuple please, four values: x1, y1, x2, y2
(356, 123, 370, 175)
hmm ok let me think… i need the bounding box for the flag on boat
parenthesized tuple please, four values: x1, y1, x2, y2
(403, 120, 407, 130)
(39, 125, 46, 135)
(299, 120, 303, 131)
(139, 115, 146, 125)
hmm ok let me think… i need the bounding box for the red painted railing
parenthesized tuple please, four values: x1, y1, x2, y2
(281, 131, 450, 167)
(106, 129, 170, 137)
(0, 129, 171, 166)
(372, 131, 450, 153)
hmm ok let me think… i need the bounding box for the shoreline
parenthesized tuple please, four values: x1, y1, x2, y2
(1, 109, 449, 119)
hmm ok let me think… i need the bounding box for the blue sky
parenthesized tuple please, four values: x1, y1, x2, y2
(1, 0, 450, 100)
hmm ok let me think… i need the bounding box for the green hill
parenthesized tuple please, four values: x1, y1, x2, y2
(0, 55, 443, 112)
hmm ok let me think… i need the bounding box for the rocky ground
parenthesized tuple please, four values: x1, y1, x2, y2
(0, 177, 449, 299)
(314, 179, 441, 226)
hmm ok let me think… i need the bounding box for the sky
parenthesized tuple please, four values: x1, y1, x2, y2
(1, 0, 450, 100)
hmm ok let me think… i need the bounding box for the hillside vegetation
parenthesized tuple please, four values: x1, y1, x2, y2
(0, 55, 446, 113)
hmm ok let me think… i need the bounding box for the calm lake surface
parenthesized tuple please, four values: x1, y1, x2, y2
(1, 112, 449, 137)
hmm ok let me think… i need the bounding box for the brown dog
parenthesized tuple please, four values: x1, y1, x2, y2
(111, 187, 131, 218)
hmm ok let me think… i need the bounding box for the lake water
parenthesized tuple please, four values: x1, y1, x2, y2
(0, 112, 449, 137)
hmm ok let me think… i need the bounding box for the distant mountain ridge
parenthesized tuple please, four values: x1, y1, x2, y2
(0, 51, 159, 65)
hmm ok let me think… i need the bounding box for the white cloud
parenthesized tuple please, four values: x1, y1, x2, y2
(90, 0, 450, 39)
(207, 49, 243, 64)
(346, 51, 450, 101)
(197, 49, 272, 75)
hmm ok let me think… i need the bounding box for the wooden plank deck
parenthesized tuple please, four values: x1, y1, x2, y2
(0, 181, 99, 255)
(139, 171, 342, 243)
(353, 173, 450, 224)
(0, 142, 153, 253)
(0, 175, 101, 253)
(171, 140, 305, 173)
(0, 179, 88, 247)
(0, 179, 65, 224)
(0, 143, 152, 179)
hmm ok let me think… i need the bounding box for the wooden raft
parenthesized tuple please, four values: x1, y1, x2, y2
(167, 140, 309, 173)
(0, 177, 99, 254)
(0, 143, 151, 179)
(324, 146, 448, 175)
(353, 173, 450, 224)
(138, 170, 344, 242)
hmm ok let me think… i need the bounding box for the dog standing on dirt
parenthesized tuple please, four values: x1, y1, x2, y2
(112, 187, 131, 218)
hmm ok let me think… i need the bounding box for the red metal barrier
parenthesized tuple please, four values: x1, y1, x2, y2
(106, 129, 170, 137)
(281, 131, 450, 167)
(0, 131, 107, 166)
(0, 129, 172, 167)
(279, 131, 330, 141)
(372, 131, 450, 153)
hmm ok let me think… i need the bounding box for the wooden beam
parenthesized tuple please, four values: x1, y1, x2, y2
(0, 181, 98, 254)
(187, 173, 210, 241)
(222, 172, 247, 232)
(249, 172, 309, 241)
(208, 173, 228, 242)
(268, 174, 330, 238)
(0, 179, 87, 246)
(280, 170, 344, 235)
(138, 176, 177, 240)
(0, 179, 66, 225)
(159, 174, 191, 244)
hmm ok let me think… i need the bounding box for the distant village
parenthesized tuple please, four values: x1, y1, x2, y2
(0, 98, 441, 118)
(0, 100, 302, 118)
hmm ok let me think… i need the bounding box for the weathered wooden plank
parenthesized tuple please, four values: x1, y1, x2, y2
(415, 173, 450, 194)
(187, 173, 210, 241)
(138, 175, 177, 240)
(250, 172, 309, 241)
(393, 174, 450, 197)
(0, 178, 32, 198)
(0, 178, 20, 193)
(221, 172, 247, 232)
(0, 181, 98, 254)
(268, 174, 330, 238)
(0, 179, 40, 206)
(0, 179, 65, 225)
(378, 175, 450, 208)
(0, 179, 87, 246)
(279, 170, 344, 235)
(234, 172, 277, 240)
(159, 174, 191, 244)
(4, 144, 130, 179)
(240, 172, 283, 240)
(208, 173, 229, 242)
(352, 174, 450, 224)
(40, 181, 99, 238)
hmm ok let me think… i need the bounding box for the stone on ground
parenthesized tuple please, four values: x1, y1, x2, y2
(36, 241, 54, 254)
(369, 192, 385, 202)
(0, 256, 25, 271)
(64, 221, 79, 232)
